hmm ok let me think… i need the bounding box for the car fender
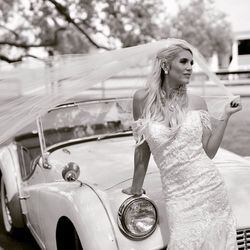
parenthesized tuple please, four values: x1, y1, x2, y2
(0, 144, 24, 227)
(34, 182, 119, 250)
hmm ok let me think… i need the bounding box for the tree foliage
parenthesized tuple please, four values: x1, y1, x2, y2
(0, 0, 164, 63)
(169, 0, 233, 59)
(0, 0, 233, 63)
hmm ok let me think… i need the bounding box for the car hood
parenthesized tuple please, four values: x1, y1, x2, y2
(49, 136, 250, 229)
(49, 136, 159, 190)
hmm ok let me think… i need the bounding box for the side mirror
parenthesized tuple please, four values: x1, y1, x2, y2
(62, 162, 83, 186)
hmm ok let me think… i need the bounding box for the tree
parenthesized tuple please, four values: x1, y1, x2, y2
(0, 0, 165, 63)
(168, 0, 233, 60)
(0, 0, 233, 64)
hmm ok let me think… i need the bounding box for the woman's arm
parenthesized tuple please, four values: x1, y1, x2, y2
(122, 89, 151, 196)
(124, 140, 151, 195)
(202, 117, 229, 159)
(202, 97, 242, 159)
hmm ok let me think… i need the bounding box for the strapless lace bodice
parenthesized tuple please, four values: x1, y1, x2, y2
(133, 110, 237, 249)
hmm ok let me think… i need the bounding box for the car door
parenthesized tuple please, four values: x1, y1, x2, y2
(18, 145, 46, 243)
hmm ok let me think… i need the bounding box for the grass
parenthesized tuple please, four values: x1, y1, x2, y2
(221, 97, 250, 156)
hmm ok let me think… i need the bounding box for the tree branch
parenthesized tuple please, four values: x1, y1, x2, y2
(0, 27, 66, 49)
(0, 41, 50, 48)
(0, 54, 44, 63)
(0, 25, 19, 39)
(46, 0, 110, 50)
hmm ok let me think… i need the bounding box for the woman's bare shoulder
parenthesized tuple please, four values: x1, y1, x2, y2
(133, 88, 148, 102)
(133, 88, 148, 119)
(188, 94, 208, 110)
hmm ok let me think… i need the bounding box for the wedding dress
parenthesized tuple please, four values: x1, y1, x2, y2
(133, 110, 237, 250)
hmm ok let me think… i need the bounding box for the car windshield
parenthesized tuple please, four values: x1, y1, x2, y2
(40, 98, 133, 149)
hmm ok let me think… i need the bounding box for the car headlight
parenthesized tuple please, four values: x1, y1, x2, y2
(118, 196, 158, 240)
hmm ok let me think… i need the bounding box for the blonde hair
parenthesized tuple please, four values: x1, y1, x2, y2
(143, 43, 192, 129)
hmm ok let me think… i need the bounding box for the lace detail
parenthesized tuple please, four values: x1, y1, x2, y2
(138, 110, 237, 249)
(131, 118, 147, 145)
(167, 214, 237, 250)
(199, 110, 212, 131)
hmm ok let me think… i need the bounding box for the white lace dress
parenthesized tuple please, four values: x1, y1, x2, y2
(133, 110, 237, 250)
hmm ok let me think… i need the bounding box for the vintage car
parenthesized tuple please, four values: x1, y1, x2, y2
(0, 97, 250, 250)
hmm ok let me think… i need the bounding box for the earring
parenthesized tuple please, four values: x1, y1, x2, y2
(164, 66, 169, 75)
(161, 61, 169, 75)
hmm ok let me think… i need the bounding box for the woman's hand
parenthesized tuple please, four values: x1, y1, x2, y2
(224, 96, 242, 118)
(122, 187, 146, 196)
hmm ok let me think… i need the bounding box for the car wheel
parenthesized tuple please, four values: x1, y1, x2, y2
(1, 176, 15, 234)
(58, 229, 83, 250)
(73, 230, 83, 250)
(56, 218, 83, 250)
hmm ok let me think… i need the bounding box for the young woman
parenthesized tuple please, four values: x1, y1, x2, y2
(123, 40, 242, 249)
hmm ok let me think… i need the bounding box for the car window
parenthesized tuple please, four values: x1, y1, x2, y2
(15, 121, 41, 179)
(19, 146, 32, 178)
(40, 98, 133, 149)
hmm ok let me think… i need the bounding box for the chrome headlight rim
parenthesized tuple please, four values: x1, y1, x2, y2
(118, 196, 158, 240)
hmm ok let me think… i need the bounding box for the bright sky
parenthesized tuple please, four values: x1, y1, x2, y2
(165, 0, 250, 33)
(214, 0, 250, 32)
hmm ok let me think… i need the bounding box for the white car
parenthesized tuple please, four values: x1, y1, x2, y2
(0, 98, 249, 250)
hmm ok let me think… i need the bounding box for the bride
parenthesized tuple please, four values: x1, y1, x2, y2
(122, 40, 241, 249)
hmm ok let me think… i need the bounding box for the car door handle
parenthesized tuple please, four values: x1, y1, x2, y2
(19, 195, 30, 200)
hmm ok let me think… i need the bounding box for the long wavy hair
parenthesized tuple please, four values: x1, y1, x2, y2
(143, 43, 193, 129)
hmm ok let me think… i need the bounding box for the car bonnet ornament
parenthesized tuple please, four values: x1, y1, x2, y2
(62, 162, 83, 187)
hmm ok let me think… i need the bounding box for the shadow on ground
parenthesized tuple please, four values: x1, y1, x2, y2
(0, 205, 40, 250)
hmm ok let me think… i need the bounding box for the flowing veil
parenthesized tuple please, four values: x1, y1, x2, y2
(0, 38, 237, 144)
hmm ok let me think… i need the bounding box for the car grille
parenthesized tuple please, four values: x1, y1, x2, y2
(237, 228, 250, 249)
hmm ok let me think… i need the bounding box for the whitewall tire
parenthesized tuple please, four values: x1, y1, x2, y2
(1, 176, 15, 234)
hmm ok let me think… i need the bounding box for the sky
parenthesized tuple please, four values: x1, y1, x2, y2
(166, 0, 250, 33)
(214, 0, 250, 32)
